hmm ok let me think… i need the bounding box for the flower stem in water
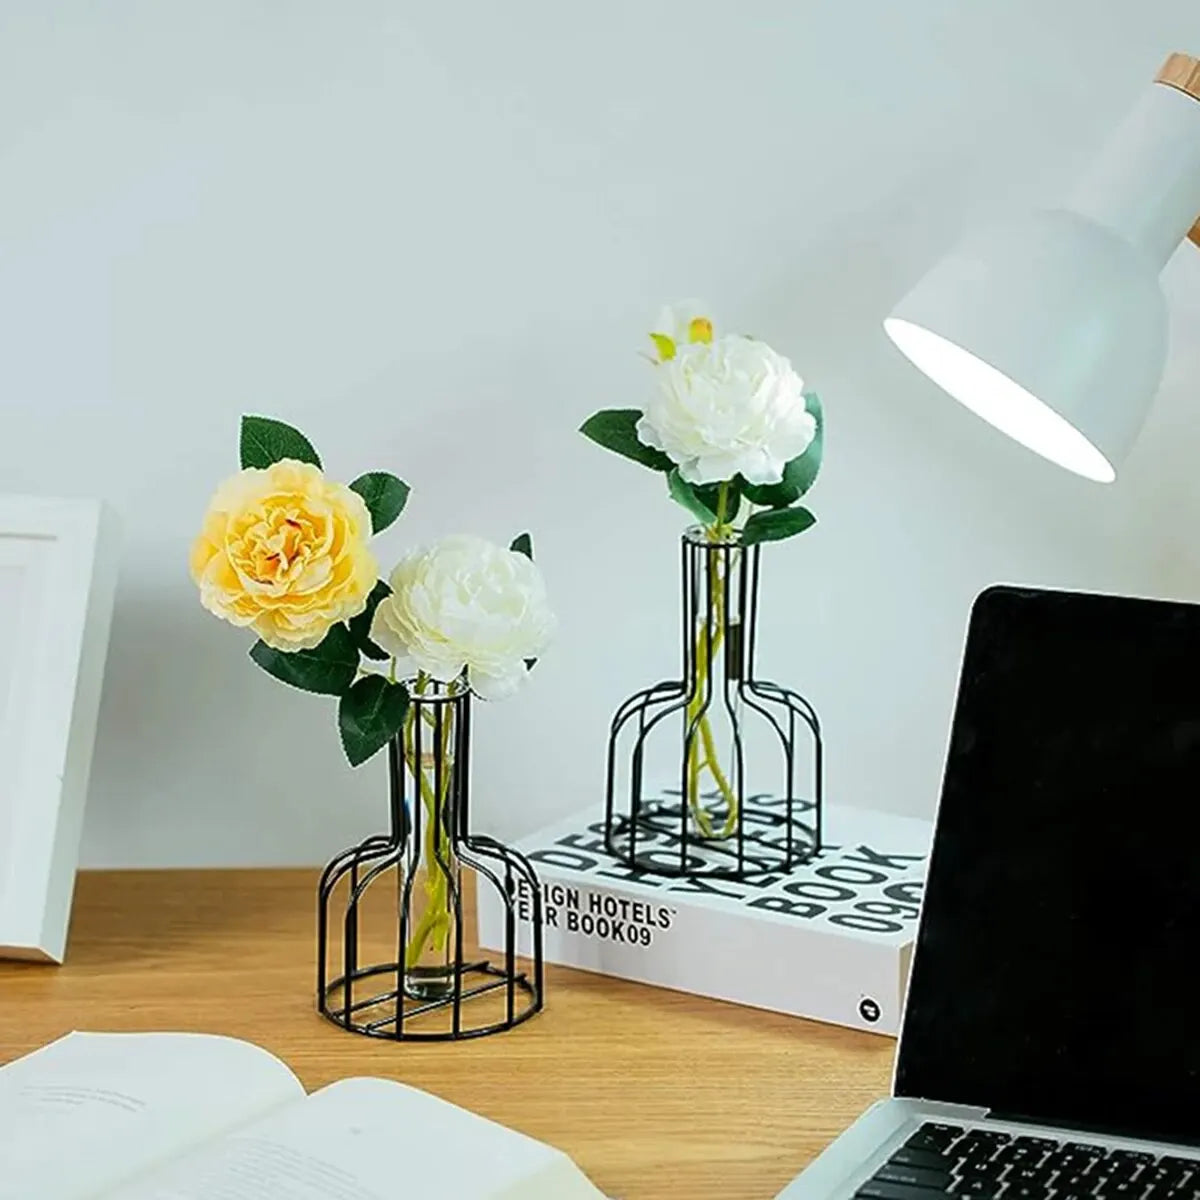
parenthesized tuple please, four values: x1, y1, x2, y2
(685, 531, 739, 838)
(402, 675, 457, 971)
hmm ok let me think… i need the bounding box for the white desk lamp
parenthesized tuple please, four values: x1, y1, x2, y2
(885, 52, 1200, 483)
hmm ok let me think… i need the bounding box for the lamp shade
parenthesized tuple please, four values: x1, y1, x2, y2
(885, 210, 1166, 483)
(885, 53, 1200, 483)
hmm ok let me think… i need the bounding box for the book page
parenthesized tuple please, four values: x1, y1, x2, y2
(105, 1077, 606, 1200)
(0, 1032, 303, 1200)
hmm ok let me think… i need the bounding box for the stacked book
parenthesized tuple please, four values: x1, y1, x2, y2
(479, 798, 932, 1035)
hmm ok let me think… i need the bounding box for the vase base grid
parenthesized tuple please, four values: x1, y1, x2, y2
(606, 795, 819, 879)
(319, 957, 540, 1042)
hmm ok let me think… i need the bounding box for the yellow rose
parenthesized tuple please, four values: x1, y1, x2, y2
(190, 459, 377, 651)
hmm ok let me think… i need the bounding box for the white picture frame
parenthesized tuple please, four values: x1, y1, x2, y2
(0, 497, 120, 962)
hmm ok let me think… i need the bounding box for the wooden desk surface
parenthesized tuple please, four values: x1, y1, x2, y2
(0, 869, 892, 1199)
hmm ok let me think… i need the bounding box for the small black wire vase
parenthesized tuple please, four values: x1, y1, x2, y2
(604, 527, 823, 880)
(318, 682, 544, 1040)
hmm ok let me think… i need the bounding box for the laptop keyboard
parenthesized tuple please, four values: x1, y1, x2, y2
(854, 1122, 1200, 1199)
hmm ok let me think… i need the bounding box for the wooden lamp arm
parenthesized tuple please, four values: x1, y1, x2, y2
(1154, 53, 1200, 250)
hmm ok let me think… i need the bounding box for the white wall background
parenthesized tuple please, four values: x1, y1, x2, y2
(2, 2, 1199, 867)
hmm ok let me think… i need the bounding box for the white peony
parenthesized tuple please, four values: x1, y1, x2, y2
(637, 334, 816, 486)
(370, 535, 556, 701)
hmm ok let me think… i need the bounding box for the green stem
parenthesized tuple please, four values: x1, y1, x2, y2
(715, 481, 730, 528)
(706, 480, 736, 543)
(402, 676, 457, 971)
(686, 632, 715, 838)
(685, 545, 739, 837)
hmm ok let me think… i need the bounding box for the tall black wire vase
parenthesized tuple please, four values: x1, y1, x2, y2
(605, 527, 823, 880)
(318, 682, 544, 1040)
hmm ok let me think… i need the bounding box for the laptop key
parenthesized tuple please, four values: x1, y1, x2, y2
(1012, 1136, 1058, 1149)
(994, 1144, 1049, 1169)
(1003, 1187, 1054, 1200)
(1005, 1166, 1056, 1187)
(906, 1124, 964, 1154)
(877, 1165, 953, 1191)
(1042, 1152, 1102, 1176)
(959, 1130, 1011, 1147)
(1143, 1185, 1191, 1200)
(1054, 1170, 1100, 1191)
(1005, 1136, 1055, 1164)
(955, 1143, 1007, 1169)
(951, 1165, 1002, 1187)
(1094, 1182, 1153, 1199)
(1163, 1182, 1200, 1198)
(855, 1182, 952, 1200)
(1093, 1157, 1148, 1183)
(952, 1146, 1003, 1170)
(955, 1131, 1009, 1158)
(889, 1148, 956, 1172)
(1144, 1156, 1198, 1180)
(952, 1180, 1003, 1197)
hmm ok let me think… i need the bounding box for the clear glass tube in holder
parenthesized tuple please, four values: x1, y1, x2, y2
(683, 532, 747, 843)
(399, 682, 463, 1002)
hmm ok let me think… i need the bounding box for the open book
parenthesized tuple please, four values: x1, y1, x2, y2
(0, 1032, 605, 1199)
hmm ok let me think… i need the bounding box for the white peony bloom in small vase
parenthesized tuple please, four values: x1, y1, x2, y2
(637, 334, 816, 486)
(370, 534, 557, 701)
(580, 303, 825, 879)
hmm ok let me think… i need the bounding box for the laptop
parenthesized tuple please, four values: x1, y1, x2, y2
(777, 584, 1200, 1200)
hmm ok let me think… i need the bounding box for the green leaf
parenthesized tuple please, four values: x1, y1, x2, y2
(339, 675, 410, 768)
(240, 415, 322, 470)
(739, 394, 825, 509)
(580, 409, 674, 473)
(740, 476, 796, 509)
(349, 472, 410, 534)
(741, 506, 817, 546)
(348, 580, 392, 662)
(787, 392, 824, 496)
(739, 473, 795, 509)
(667, 469, 718, 525)
(248, 623, 359, 695)
(510, 532, 533, 560)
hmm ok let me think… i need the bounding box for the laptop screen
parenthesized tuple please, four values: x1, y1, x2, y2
(896, 585, 1200, 1144)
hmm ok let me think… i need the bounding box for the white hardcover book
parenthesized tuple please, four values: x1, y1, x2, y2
(479, 802, 932, 1035)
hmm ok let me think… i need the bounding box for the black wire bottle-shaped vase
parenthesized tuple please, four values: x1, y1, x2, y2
(604, 527, 823, 880)
(318, 680, 545, 1040)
